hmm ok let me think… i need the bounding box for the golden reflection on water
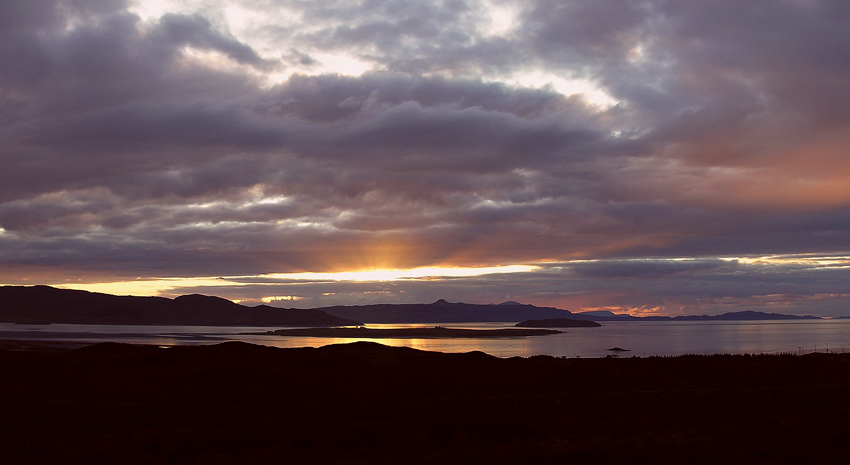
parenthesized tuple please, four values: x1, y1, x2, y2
(245, 320, 850, 358)
(4, 320, 850, 358)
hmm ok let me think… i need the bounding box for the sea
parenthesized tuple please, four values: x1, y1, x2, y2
(0, 319, 850, 358)
(3, 319, 850, 358)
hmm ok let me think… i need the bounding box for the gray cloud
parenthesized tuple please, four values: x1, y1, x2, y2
(1, 0, 849, 315)
(254, 0, 512, 76)
(569, 259, 732, 279)
(153, 13, 272, 68)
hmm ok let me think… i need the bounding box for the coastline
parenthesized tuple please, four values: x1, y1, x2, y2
(3, 318, 850, 357)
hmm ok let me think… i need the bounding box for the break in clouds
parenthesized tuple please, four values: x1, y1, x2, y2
(1, 0, 849, 315)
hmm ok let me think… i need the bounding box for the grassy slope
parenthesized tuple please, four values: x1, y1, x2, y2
(1, 341, 849, 464)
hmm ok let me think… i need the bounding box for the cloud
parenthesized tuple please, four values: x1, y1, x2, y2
(153, 13, 272, 68)
(1, 0, 849, 315)
(569, 259, 731, 279)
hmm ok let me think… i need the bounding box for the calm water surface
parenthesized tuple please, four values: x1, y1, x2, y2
(3, 319, 850, 357)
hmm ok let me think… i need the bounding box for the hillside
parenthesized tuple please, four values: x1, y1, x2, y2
(1, 341, 849, 464)
(318, 299, 579, 323)
(571, 309, 822, 322)
(1, 286, 824, 326)
(0, 286, 361, 326)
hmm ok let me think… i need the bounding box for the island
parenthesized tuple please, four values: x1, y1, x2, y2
(316, 299, 580, 323)
(249, 326, 562, 338)
(515, 318, 602, 328)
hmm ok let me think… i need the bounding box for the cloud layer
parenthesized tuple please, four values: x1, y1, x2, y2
(1, 0, 849, 315)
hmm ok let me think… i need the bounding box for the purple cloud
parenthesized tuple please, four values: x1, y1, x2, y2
(1, 0, 849, 315)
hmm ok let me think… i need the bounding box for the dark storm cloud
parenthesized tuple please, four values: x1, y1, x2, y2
(514, 0, 850, 180)
(604, 1, 850, 160)
(266, 72, 580, 121)
(1, 0, 849, 315)
(521, 0, 649, 71)
(1, 10, 255, 117)
(153, 13, 270, 68)
(569, 259, 731, 279)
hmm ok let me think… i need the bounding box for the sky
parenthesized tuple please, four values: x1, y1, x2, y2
(1, 0, 849, 316)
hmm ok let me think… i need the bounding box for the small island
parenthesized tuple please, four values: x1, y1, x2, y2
(515, 318, 602, 328)
(249, 326, 562, 339)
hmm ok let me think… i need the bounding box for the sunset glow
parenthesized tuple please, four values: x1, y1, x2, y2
(49, 265, 539, 299)
(6, 4, 850, 461)
(56, 278, 243, 297)
(261, 265, 538, 283)
(1, 0, 849, 316)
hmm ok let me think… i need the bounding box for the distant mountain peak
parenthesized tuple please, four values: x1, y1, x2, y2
(320, 299, 576, 324)
(497, 301, 525, 306)
(174, 294, 229, 302)
(577, 310, 620, 317)
(0, 285, 361, 326)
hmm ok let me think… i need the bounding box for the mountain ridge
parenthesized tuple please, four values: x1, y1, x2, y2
(0, 285, 825, 325)
(316, 299, 579, 323)
(571, 309, 822, 322)
(0, 285, 361, 326)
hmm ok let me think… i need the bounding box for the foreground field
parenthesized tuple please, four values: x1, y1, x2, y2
(1, 341, 849, 464)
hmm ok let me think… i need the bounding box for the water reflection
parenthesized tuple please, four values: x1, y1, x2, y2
(2, 320, 850, 358)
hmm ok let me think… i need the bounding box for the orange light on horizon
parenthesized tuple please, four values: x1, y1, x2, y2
(54, 277, 241, 297)
(42, 264, 539, 297)
(259, 265, 538, 282)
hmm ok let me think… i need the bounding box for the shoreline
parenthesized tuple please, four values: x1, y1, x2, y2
(4, 318, 850, 357)
(0, 338, 833, 356)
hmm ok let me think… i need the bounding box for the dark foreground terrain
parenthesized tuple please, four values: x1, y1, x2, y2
(2, 341, 850, 464)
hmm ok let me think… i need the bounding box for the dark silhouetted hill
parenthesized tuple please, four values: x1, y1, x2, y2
(2, 341, 850, 464)
(673, 310, 821, 321)
(2, 286, 824, 327)
(318, 299, 579, 323)
(321, 300, 822, 324)
(515, 318, 601, 328)
(571, 309, 822, 322)
(0, 285, 361, 326)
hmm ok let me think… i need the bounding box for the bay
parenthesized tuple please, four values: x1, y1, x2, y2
(3, 319, 850, 357)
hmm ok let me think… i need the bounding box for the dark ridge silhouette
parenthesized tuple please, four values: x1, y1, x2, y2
(672, 310, 822, 321)
(252, 326, 562, 338)
(515, 318, 602, 328)
(0, 285, 361, 326)
(572, 309, 823, 322)
(317, 299, 579, 323)
(2, 341, 850, 464)
(320, 300, 822, 324)
(1, 285, 827, 327)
